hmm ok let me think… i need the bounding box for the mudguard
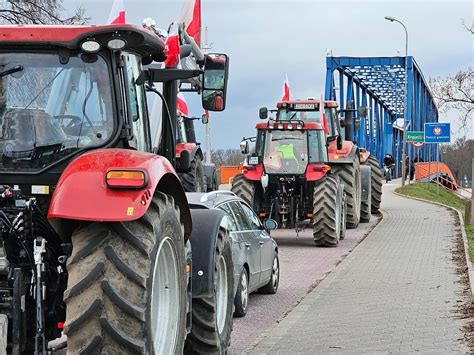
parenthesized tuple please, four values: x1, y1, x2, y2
(305, 163, 329, 181)
(360, 165, 372, 202)
(359, 148, 370, 164)
(189, 209, 225, 298)
(243, 164, 264, 181)
(328, 140, 358, 164)
(48, 148, 192, 236)
(176, 142, 199, 159)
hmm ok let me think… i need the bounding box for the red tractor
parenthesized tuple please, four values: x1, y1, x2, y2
(231, 113, 346, 247)
(0, 22, 233, 354)
(176, 112, 219, 192)
(266, 99, 381, 228)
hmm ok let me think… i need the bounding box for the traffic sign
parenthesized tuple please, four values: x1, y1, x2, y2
(406, 131, 424, 143)
(424, 123, 450, 143)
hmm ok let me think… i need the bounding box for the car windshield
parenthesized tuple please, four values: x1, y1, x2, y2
(0, 51, 114, 172)
(263, 130, 308, 174)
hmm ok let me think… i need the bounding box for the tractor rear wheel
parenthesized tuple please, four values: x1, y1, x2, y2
(331, 158, 362, 229)
(185, 228, 234, 354)
(364, 155, 383, 213)
(313, 174, 342, 247)
(64, 192, 187, 355)
(182, 156, 206, 192)
(231, 174, 258, 210)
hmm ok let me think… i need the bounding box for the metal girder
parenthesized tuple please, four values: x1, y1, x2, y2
(325, 56, 438, 176)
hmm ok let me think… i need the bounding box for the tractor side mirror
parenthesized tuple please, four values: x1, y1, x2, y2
(259, 107, 268, 120)
(179, 150, 191, 171)
(263, 218, 278, 231)
(202, 53, 229, 112)
(201, 114, 209, 124)
(240, 140, 249, 155)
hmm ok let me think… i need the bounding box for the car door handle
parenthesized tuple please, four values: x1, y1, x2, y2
(245, 243, 251, 248)
(259, 241, 264, 246)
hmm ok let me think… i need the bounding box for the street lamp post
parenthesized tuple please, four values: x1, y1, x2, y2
(385, 16, 408, 186)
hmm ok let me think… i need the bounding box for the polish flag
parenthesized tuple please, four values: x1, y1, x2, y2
(164, 22, 180, 68)
(177, 93, 189, 116)
(179, 0, 201, 47)
(281, 74, 290, 101)
(107, 0, 126, 24)
(320, 94, 329, 134)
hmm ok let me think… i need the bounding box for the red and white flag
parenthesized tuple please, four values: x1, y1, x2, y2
(107, 0, 126, 24)
(177, 93, 189, 116)
(164, 22, 180, 68)
(281, 74, 290, 101)
(179, 0, 201, 47)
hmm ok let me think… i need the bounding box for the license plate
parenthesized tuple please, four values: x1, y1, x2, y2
(293, 103, 315, 110)
(248, 156, 259, 165)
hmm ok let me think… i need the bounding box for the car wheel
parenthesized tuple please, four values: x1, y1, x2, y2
(234, 268, 249, 317)
(258, 253, 279, 294)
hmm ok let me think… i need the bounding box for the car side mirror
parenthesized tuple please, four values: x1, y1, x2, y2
(263, 218, 278, 231)
(240, 140, 249, 155)
(201, 114, 209, 125)
(202, 53, 229, 112)
(259, 107, 268, 119)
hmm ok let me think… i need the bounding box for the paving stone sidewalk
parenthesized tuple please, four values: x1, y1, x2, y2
(251, 183, 468, 354)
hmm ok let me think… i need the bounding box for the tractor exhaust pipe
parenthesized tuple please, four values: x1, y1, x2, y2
(344, 101, 354, 142)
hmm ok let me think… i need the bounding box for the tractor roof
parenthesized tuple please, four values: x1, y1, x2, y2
(256, 121, 324, 130)
(0, 24, 165, 60)
(277, 99, 338, 108)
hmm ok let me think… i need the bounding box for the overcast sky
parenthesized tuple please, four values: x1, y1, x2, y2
(64, 0, 473, 148)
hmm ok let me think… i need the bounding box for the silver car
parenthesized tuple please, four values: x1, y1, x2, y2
(187, 191, 280, 317)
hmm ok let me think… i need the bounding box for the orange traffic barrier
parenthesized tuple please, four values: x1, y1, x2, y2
(414, 162, 457, 185)
(219, 165, 243, 185)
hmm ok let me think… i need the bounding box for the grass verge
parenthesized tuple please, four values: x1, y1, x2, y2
(397, 182, 473, 262)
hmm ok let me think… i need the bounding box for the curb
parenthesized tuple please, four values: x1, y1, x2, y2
(393, 190, 474, 301)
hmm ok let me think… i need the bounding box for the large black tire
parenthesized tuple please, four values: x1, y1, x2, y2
(331, 158, 361, 229)
(360, 181, 372, 223)
(234, 268, 249, 318)
(181, 156, 206, 192)
(185, 228, 234, 354)
(258, 252, 280, 294)
(231, 174, 258, 210)
(312, 174, 342, 247)
(64, 192, 187, 354)
(339, 185, 347, 240)
(364, 155, 383, 213)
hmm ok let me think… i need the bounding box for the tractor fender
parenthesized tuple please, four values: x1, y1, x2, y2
(243, 164, 264, 181)
(359, 148, 370, 164)
(176, 142, 200, 159)
(360, 165, 372, 202)
(188, 209, 225, 298)
(48, 148, 192, 236)
(328, 141, 359, 164)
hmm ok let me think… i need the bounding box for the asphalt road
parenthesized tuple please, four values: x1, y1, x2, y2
(229, 216, 381, 354)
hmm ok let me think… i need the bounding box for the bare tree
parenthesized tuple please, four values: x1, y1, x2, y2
(429, 19, 473, 136)
(211, 149, 243, 167)
(429, 69, 474, 133)
(0, 0, 89, 25)
(441, 138, 474, 185)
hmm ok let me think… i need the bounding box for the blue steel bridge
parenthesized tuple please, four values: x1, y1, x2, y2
(325, 56, 438, 176)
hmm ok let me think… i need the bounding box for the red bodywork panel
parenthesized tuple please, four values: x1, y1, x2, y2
(243, 164, 264, 181)
(328, 140, 355, 161)
(305, 164, 330, 181)
(276, 99, 338, 108)
(176, 142, 197, 158)
(255, 122, 323, 130)
(358, 148, 370, 163)
(0, 24, 157, 44)
(48, 149, 179, 222)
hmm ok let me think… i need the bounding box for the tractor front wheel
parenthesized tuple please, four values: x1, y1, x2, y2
(231, 174, 258, 210)
(312, 174, 342, 247)
(331, 159, 362, 229)
(181, 156, 206, 192)
(64, 192, 187, 355)
(364, 155, 383, 213)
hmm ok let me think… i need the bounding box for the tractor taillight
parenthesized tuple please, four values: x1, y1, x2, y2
(106, 170, 148, 189)
(312, 165, 331, 172)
